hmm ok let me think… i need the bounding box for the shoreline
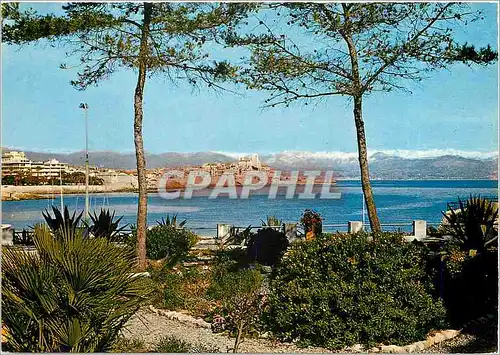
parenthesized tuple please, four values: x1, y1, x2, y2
(2, 178, 497, 201)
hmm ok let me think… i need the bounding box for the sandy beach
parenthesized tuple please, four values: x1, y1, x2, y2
(1, 185, 139, 201)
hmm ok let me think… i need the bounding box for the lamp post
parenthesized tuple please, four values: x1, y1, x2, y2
(79, 102, 89, 221)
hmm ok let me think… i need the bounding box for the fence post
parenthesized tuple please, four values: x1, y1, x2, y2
(348, 221, 363, 233)
(285, 223, 299, 243)
(412, 220, 427, 240)
(217, 224, 231, 245)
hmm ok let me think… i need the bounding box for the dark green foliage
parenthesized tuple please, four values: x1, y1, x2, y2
(207, 268, 264, 352)
(153, 336, 219, 353)
(2, 224, 151, 352)
(443, 250, 498, 327)
(42, 205, 83, 237)
(1, 3, 250, 89)
(224, 225, 253, 247)
(158, 272, 185, 310)
(246, 227, 289, 266)
(452, 43, 498, 64)
(212, 247, 248, 275)
(156, 213, 187, 228)
(87, 208, 128, 241)
(154, 336, 191, 353)
(265, 233, 447, 349)
(441, 195, 498, 252)
(111, 338, 147, 353)
(2, 175, 15, 185)
(145, 225, 197, 267)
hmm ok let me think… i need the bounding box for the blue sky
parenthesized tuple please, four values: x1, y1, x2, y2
(1, 3, 498, 155)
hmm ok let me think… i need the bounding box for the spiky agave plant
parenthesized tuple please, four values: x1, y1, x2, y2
(87, 208, 129, 242)
(1, 224, 151, 352)
(42, 205, 83, 237)
(441, 195, 498, 252)
(156, 213, 186, 228)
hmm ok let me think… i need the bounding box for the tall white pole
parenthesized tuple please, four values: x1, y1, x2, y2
(60, 166, 64, 211)
(80, 103, 90, 221)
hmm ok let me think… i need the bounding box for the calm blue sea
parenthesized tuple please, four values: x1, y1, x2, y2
(2, 180, 497, 235)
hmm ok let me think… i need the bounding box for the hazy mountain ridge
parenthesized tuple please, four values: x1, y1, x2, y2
(3, 148, 497, 179)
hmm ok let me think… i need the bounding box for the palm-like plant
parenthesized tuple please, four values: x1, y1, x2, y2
(2, 224, 151, 352)
(156, 213, 187, 228)
(87, 208, 129, 242)
(441, 195, 498, 252)
(42, 205, 83, 237)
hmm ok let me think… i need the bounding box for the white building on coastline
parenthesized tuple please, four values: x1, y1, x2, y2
(1, 151, 69, 178)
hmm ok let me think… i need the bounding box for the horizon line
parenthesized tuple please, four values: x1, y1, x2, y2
(2, 146, 498, 160)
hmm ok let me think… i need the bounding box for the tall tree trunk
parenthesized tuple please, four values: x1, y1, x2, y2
(134, 2, 152, 271)
(341, 4, 381, 232)
(353, 95, 381, 232)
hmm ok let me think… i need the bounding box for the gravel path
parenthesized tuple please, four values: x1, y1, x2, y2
(424, 318, 497, 354)
(122, 308, 497, 353)
(121, 308, 332, 353)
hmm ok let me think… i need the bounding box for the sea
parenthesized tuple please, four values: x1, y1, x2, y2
(2, 180, 498, 235)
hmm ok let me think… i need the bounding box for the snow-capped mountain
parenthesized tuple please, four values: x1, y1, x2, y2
(5, 148, 498, 180)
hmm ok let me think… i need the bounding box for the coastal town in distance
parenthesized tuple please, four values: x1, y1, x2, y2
(1, 2, 498, 354)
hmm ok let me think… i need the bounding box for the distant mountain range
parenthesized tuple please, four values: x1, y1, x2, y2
(3, 148, 498, 180)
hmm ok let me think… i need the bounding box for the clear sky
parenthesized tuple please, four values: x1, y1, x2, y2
(1, 2, 498, 155)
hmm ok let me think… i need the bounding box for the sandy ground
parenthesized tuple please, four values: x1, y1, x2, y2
(1, 184, 138, 201)
(122, 308, 498, 354)
(122, 309, 332, 353)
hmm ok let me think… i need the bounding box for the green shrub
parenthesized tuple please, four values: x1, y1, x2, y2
(148, 265, 213, 317)
(160, 272, 186, 310)
(2, 224, 151, 352)
(443, 250, 498, 327)
(153, 336, 218, 353)
(246, 227, 289, 266)
(111, 338, 148, 353)
(145, 225, 197, 267)
(207, 268, 264, 352)
(264, 232, 447, 349)
(154, 336, 191, 352)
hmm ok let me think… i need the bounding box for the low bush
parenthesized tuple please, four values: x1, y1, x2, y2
(146, 225, 197, 267)
(207, 268, 264, 352)
(246, 227, 289, 266)
(443, 249, 498, 327)
(264, 232, 447, 349)
(149, 265, 213, 318)
(111, 338, 148, 353)
(153, 336, 218, 353)
(154, 336, 191, 352)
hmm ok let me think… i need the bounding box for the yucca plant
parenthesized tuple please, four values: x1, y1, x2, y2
(42, 205, 83, 237)
(224, 225, 253, 248)
(2, 224, 151, 352)
(87, 208, 129, 242)
(441, 195, 498, 252)
(156, 213, 186, 228)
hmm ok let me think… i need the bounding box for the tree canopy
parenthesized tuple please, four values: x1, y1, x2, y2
(229, 3, 497, 106)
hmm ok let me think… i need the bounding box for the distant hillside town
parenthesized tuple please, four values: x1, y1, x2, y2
(2, 149, 498, 182)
